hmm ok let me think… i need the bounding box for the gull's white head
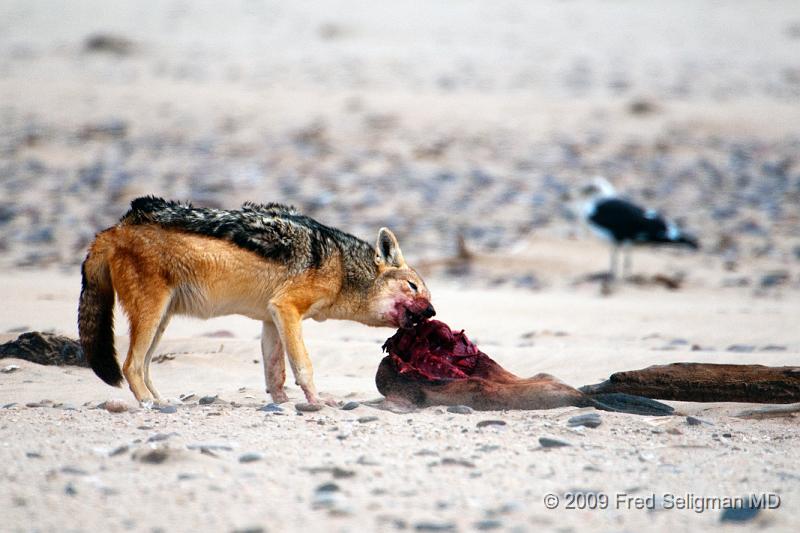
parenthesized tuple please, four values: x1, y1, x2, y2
(579, 176, 617, 200)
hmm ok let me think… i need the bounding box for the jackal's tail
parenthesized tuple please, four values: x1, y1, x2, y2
(78, 245, 122, 386)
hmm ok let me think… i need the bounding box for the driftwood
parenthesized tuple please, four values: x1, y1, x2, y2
(579, 363, 800, 404)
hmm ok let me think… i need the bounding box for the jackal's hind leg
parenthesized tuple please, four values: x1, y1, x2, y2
(261, 321, 288, 404)
(121, 292, 171, 404)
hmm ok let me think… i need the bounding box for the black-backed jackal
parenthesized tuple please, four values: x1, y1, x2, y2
(78, 197, 434, 405)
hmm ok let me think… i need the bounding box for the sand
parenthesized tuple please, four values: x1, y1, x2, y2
(1, 264, 799, 532)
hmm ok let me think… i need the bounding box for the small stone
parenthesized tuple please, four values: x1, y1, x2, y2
(231, 527, 265, 533)
(357, 416, 379, 423)
(257, 403, 284, 413)
(666, 428, 683, 435)
(187, 443, 234, 452)
(179, 393, 196, 402)
(568, 413, 602, 428)
(720, 501, 761, 522)
(414, 521, 456, 531)
(135, 448, 172, 464)
(727, 344, 756, 353)
(446, 405, 473, 415)
(439, 457, 475, 468)
(341, 401, 360, 410)
(26, 451, 42, 459)
(1, 364, 20, 373)
(539, 437, 572, 448)
(199, 395, 218, 405)
(109, 445, 129, 457)
(316, 482, 340, 493)
(474, 519, 503, 530)
(686, 416, 711, 426)
(64, 483, 77, 496)
(61, 466, 88, 476)
(104, 399, 128, 413)
(239, 452, 264, 463)
(476, 420, 506, 428)
(295, 402, 324, 412)
(147, 433, 173, 443)
(157, 405, 177, 414)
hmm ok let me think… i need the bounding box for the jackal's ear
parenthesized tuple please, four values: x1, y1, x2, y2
(375, 227, 406, 268)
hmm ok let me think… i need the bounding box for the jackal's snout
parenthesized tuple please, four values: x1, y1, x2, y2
(399, 298, 436, 329)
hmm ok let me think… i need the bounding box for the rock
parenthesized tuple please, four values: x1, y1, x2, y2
(720, 501, 761, 523)
(83, 34, 135, 55)
(539, 437, 572, 448)
(341, 401, 360, 410)
(686, 416, 711, 426)
(187, 443, 234, 452)
(414, 521, 456, 531)
(446, 405, 473, 415)
(1, 364, 20, 373)
(231, 527, 265, 533)
(0, 332, 86, 366)
(61, 466, 88, 476)
(198, 395, 218, 405)
(474, 519, 503, 530)
(257, 403, 284, 413)
(759, 270, 790, 288)
(476, 420, 507, 428)
(64, 483, 77, 496)
(239, 452, 264, 463)
(439, 458, 475, 468)
(147, 433, 174, 443)
(568, 413, 602, 428)
(316, 482, 340, 493)
(295, 402, 324, 412)
(727, 344, 756, 353)
(157, 405, 177, 414)
(109, 445, 129, 457)
(26, 452, 42, 458)
(103, 399, 129, 413)
(134, 447, 173, 464)
(357, 416, 379, 423)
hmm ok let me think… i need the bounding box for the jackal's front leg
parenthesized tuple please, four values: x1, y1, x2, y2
(261, 321, 288, 404)
(268, 302, 320, 404)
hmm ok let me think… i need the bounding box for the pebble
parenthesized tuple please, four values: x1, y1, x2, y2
(476, 420, 506, 428)
(198, 395, 218, 405)
(686, 416, 711, 426)
(257, 403, 284, 413)
(187, 443, 234, 452)
(341, 401, 360, 410)
(567, 413, 602, 428)
(474, 519, 503, 530)
(446, 405, 473, 414)
(295, 402, 324, 412)
(720, 502, 761, 522)
(239, 452, 264, 463)
(134, 448, 172, 464)
(539, 437, 572, 448)
(157, 405, 177, 414)
(103, 399, 129, 413)
(414, 521, 456, 532)
(726, 344, 756, 353)
(147, 433, 174, 443)
(357, 416, 379, 423)
(1, 364, 20, 373)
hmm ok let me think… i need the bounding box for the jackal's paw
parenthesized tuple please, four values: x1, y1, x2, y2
(269, 391, 290, 404)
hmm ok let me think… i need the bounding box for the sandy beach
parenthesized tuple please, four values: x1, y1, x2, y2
(2, 1, 800, 532)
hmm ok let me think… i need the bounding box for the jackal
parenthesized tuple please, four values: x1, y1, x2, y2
(78, 197, 434, 405)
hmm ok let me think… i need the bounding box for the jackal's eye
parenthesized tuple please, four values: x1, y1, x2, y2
(407, 281, 418, 292)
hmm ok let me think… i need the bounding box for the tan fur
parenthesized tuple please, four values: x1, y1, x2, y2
(82, 224, 431, 405)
